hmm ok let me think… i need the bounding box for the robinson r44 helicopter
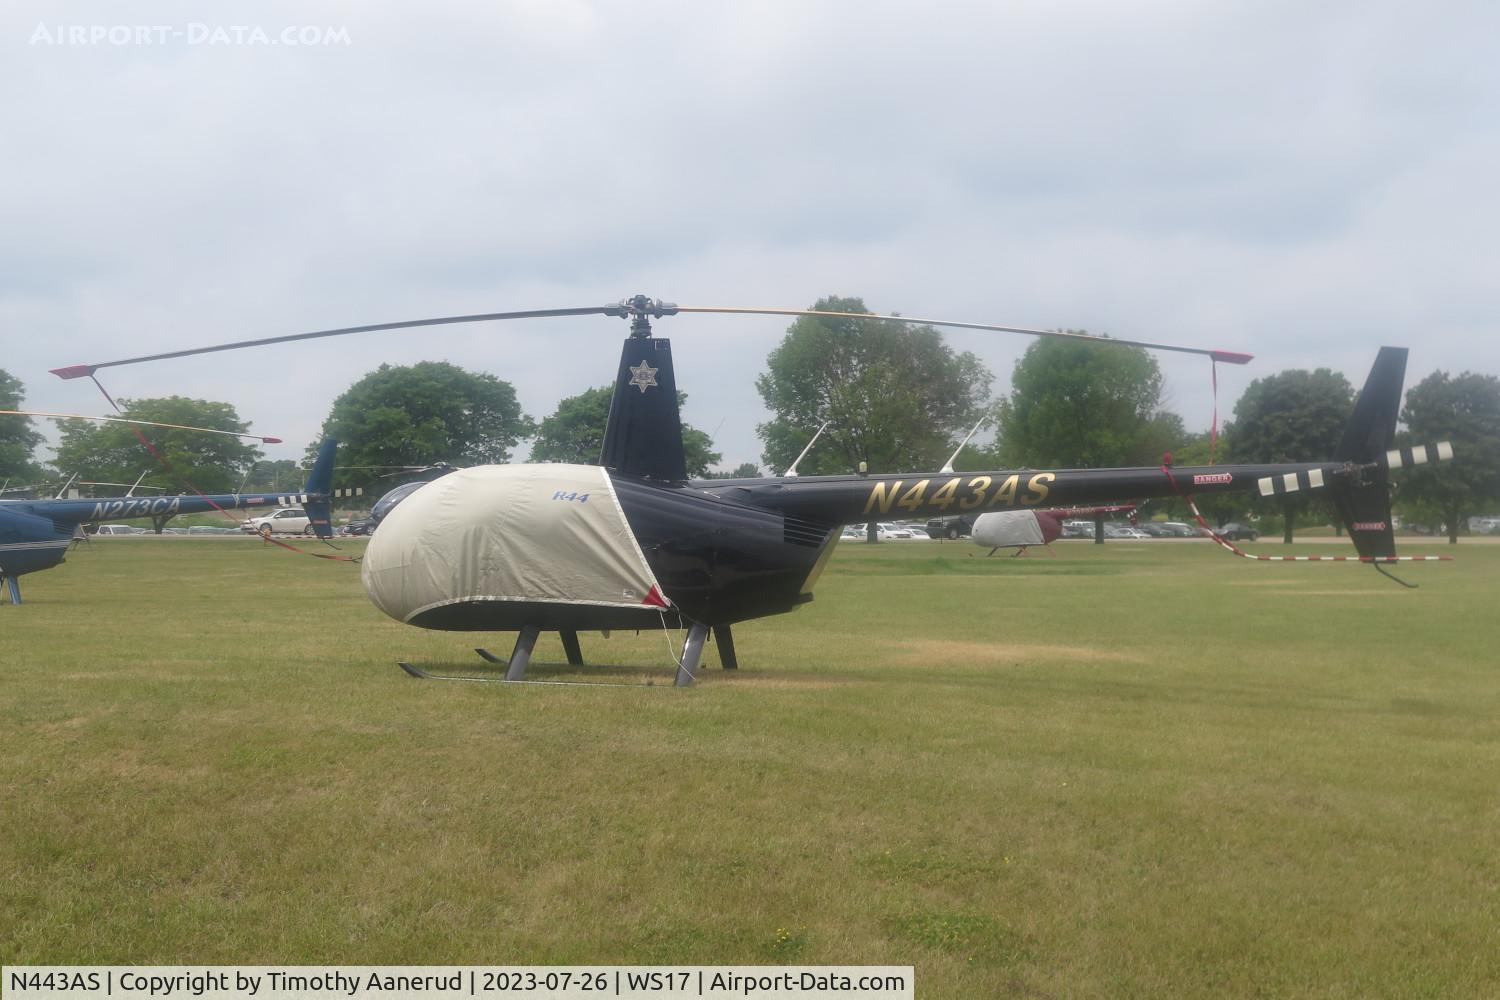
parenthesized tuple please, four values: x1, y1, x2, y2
(0, 436, 352, 605)
(51, 295, 1453, 685)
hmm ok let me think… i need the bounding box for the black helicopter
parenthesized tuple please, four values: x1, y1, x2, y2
(50, 295, 1451, 684)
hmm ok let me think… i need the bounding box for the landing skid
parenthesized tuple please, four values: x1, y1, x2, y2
(396, 659, 655, 688)
(398, 623, 733, 687)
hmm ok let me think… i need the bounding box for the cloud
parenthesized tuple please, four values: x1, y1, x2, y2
(3, 0, 1497, 470)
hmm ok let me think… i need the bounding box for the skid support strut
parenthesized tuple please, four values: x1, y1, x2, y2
(713, 624, 738, 669)
(560, 629, 584, 665)
(504, 625, 541, 681)
(675, 623, 709, 687)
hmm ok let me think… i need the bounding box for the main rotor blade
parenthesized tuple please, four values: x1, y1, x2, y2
(50, 305, 620, 379)
(675, 305, 1253, 364)
(48, 296, 1252, 378)
(0, 409, 282, 444)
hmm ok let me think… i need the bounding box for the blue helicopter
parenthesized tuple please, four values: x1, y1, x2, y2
(0, 438, 346, 605)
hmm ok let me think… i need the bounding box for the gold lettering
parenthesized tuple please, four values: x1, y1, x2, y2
(959, 476, 991, 510)
(863, 480, 903, 515)
(989, 474, 1020, 507)
(1022, 472, 1055, 505)
(896, 479, 930, 512)
(929, 477, 961, 511)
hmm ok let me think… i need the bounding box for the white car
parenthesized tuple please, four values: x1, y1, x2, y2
(94, 523, 148, 535)
(241, 507, 313, 536)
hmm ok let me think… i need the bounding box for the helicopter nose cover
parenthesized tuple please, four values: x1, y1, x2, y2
(361, 464, 667, 624)
(971, 510, 1048, 549)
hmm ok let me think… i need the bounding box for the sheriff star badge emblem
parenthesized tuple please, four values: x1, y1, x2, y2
(628, 360, 659, 393)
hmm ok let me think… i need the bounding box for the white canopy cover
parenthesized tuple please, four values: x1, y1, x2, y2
(971, 510, 1047, 548)
(361, 464, 667, 624)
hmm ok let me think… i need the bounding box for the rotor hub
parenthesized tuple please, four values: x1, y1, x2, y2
(605, 294, 679, 338)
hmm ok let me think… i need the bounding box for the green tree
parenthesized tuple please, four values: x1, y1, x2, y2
(682, 422, 722, 479)
(707, 462, 762, 480)
(993, 337, 1181, 470)
(755, 296, 991, 477)
(52, 397, 262, 496)
(1399, 371, 1500, 544)
(529, 385, 721, 478)
(1226, 367, 1354, 542)
(0, 369, 45, 481)
(1153, 430, 1245, 527)
(241, 458, 305, 493)
(312, 362, 533, 489)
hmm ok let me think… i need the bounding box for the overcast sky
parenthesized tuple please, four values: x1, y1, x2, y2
(4, 1, 1497, 472)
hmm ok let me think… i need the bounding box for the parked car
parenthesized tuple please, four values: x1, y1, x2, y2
(1104, 524, 1150, 539)
(926, 515, 974, 540)
(1061, 520, 1096, 539)
(1156, 521, 1202, 537)
(241, 507, 313, 536)
(94, 523, 148, 535)
(1136, 522, 1173, 537)
(340, 517, 375, 536)
(878, 522, 915, 539)
(188, 525, 242, 535)
(1217, 522, 1259, 541)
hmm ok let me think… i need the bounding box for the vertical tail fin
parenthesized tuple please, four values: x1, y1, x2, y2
(1331, 349, 1406, 559)
(1335, 348, 1407, 466)
(303, 439, 338, 540)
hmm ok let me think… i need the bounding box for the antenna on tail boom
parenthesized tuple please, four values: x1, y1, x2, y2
(941, 416, 989, 474)
(784, 422, 830, 478)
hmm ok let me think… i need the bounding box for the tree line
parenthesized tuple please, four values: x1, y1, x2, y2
(3, 297, 1497, 539)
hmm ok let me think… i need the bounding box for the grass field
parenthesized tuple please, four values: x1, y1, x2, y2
(2, 536, 1498, 998)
